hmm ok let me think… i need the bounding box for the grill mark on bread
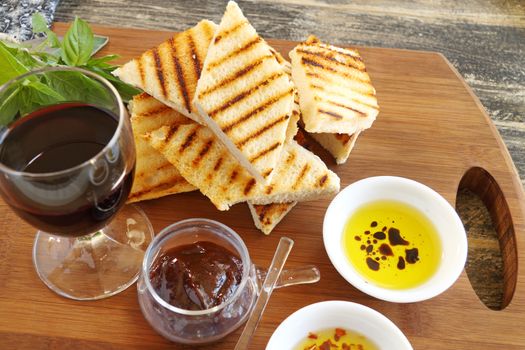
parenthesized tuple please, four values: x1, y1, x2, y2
(208, 71, 286, 118)
(318, 174, 328, 187)
(213, 155, 224, 171)
(324, 100, 367, 117)
(138, 105, 172, 117)
(310, 84, 378, 110)
(263, 169, 273, 178)
(255, 204, 270, 221)
(203, 21, 215, 43)
(187, 32, 202, 79)
(244, 178, 256, 195)
(193, 139, 214, 166)
(155, 162, 173, 172)
(168, 37, 191, 112)
(306, 67, 369, 86)
(265, 185, 274, 195)
(269, 47, 286, 66)
(230, 168, 239, 182)
(214, 20, 248, 44)
(236, 114, 290, 148)
(249, 142, 281, 163)
(152, 49, 168, 98)
(137, 59, 146, 86)
(200, 55, 273, 98)
(301, 57, 324, 69)
(318, 109, 344, 120)
(179, 128, 198, 153)
(135, 161, 173, 179)
(207, 37, 262, 70)
(317, 43, 364, 62)
(286, 151, 296, 165)
(297, 48, 365, 72)
(134, 92, 149, 101)
(164, 125, 180, 145)
(293, 164, 311, 190)
(223, 88, 293, 132)
(129, 178, 185, 200)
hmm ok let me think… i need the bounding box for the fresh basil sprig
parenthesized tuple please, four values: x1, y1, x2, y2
(0, 13, 141, 126)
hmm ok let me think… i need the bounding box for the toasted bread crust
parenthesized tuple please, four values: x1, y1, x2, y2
(115, 20, 217, 123)
(144, 122, 340, 211)
(248, 201, 296, 235)
(290, 35, 379, 134)
(193, 2, 294, 183)
(128, 93, 196, 203)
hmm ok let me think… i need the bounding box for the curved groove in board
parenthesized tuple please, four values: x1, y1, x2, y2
(458, 167, 519, 310)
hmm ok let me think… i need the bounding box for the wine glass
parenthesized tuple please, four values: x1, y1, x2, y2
(0, 66, 153, 300)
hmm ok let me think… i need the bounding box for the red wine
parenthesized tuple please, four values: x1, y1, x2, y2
(0, 103, 134, 236)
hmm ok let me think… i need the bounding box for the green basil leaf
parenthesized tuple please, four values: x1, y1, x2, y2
(0, 84, 22, 126)
(31, 13, 60, 49)
(32, 51, 60, 65)
(0, 42, 29, 85)
(16, 80, 66, 116)
(25, 80, 65, 101)
(14, 49, 42, 68)
(43, 70, 113, 107)
(87, 54, 119, 67)
(31, 12, 48, 33)
(45, 31, 61, 49)
(61, 17, 94, 66)
(84, 66, 141, 102)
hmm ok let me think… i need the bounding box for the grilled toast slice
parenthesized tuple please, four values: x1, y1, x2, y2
(309, 131, 361, 164)
(128, 93, 196, 203)
(144, 122, 339, 211)
(285, 89, 301, 142)
(193, 1, 294, 183)
(114, 20, 217, 124)
(248, 202, 296, 235)
(290, 35, 379, 134)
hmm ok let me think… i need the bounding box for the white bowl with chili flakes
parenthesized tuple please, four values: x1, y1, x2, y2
(266, 301, 412, 350)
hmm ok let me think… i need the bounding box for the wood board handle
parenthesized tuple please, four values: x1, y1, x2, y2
(458, 166, 518, 309)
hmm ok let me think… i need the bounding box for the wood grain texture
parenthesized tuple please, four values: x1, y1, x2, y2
(53, 0, 525, 188)
(1, 25, 524, 349)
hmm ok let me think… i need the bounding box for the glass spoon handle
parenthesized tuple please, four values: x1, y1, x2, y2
(234, 237, 294, 350)
(256, 265, 320, 290)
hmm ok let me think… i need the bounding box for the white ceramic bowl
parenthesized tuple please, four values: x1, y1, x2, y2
(266, 301, 412, 350)
(323, 176, 467, 303)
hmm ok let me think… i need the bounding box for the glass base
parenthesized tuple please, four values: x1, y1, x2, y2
(32, 204, 153, 300)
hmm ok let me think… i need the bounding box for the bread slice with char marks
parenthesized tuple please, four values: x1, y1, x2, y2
(193, 1, 294, 183)
(144, 122, 339, 211)
(128, 93, 196, 203)
(290, 35, 379, 134)
(114, 20, 217, 124)
(248, 202, 296, 235)
(309, 131, 361, 165)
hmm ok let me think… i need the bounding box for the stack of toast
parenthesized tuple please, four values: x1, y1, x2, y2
(117, 1, 378, 234)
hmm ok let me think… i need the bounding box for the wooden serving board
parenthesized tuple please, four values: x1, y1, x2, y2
(0, 24, 524, 350)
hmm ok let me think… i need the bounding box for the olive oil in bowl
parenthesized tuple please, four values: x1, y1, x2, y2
(343, 200, 442, 289)
(294, 328, 379, 350)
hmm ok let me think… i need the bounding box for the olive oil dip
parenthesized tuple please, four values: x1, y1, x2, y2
(294, 328, 379, 350)
(343, 200, 442, 289)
